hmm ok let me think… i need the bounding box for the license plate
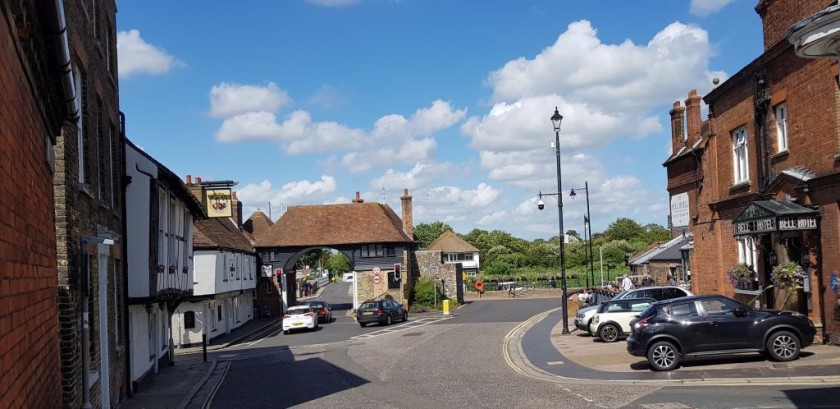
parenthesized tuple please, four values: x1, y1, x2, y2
(363, 312, 374, 316)
(293, 323, 303, 327)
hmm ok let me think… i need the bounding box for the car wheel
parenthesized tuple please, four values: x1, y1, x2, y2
(767, 331, 800, 362)
(359, 322, 367, 328)
(647, 340, 680, 371)
(402, 311, 408, 322)
(385, 314, 392, 326)
(283, 330, 289, 335)
(598, 323, 620, 343)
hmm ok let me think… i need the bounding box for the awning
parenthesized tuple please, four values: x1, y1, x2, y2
(733, 200, 818, 236)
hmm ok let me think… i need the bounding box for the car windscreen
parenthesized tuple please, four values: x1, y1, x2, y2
(309, 302, 325, 308)
(359, 302, 380, 311)
(287, 307, 310, 315)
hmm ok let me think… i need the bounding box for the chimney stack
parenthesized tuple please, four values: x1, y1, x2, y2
(352, 192, 364, 203)
(400, 189, 414, 239)
(669, 100, 686, 155)
(186, 175, 192, 185)
(186, 174, 204, 205)
(232, 191, 243, 228)
(685, 89, 702, 148)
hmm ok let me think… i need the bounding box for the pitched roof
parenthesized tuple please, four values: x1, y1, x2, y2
(193, 217, 255, 253)
(243, 210, 274, 240)
(255, 202, 413, 247)
(426, 230, 478, 252)
(630, 235, 688, 265)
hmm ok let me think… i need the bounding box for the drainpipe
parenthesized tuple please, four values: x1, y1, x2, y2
(49, 0, 79, 120)
(119, 112, 133, 397)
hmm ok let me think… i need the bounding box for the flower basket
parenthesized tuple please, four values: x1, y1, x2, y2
(727, 263, 756, 288)
(771, 262, 805, 289)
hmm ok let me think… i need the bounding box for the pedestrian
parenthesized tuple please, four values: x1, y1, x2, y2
(621, 275, 634, 291)
(549, 279, 557, 289)
(668, 274, 677, 286)
(642, 274, 653, 287)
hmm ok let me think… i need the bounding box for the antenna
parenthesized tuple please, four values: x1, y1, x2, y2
(381, 186, 387, 203)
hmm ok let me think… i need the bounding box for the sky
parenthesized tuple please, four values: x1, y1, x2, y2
(116, 0, 763, 240)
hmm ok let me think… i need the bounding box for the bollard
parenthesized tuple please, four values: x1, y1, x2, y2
(202, 334, 207, 363)
(443, 299, 450, 315)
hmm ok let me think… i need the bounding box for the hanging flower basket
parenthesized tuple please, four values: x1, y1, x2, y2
(727, 263, 756, 288)
(771, 262, 805, 289)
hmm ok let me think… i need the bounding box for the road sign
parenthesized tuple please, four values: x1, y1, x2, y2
(373, 275, 382, 284)
(373, 266, 381, 275)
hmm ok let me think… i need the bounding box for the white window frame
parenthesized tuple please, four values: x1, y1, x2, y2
(775, 102, 788, 152)
(732, 126, 749, 184)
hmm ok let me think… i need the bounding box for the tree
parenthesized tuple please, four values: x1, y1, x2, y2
(603, 218, 645, 242)
(414, 222, 453, 249)
(324, 251, 352, 273)
(643, 223, 673, 243)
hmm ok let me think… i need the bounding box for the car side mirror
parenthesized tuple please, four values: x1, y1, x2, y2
(733, 307, 748, 317)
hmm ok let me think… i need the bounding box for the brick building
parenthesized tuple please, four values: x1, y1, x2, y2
(665, 0, 840, 345)
(0, 2, 68, 407)
(51, 0, 127, 407)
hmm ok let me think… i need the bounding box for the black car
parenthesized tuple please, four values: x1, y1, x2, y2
(356, 298, 407, 327)
(626, 294, 816, 371)
(307, 300, 333, 323)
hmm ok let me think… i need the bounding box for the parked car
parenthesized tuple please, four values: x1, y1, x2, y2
(626, 294, 816, 371)
(282, 305, 318, 334)
(343, 272, 354, 282)
(589, 297, 656, 342)
(307, 300, 333, 323)
(356, 298, 407, 327)
(574, 286, 692, 334)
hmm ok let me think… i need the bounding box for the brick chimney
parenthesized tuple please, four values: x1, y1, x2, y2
(400, 189, 414, 239)
(185, 174, 205, 206)
(352, 192, 364, 203)
(231, 191, 243, 227)
(669, 100, 686, 155)
(685, 89, 702, 148)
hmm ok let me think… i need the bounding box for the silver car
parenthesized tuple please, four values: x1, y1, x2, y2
(574, 286, 693, 334)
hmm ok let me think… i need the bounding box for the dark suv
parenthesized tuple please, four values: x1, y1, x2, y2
(627, 294, 816, 371)
(356, 299, 407, 327)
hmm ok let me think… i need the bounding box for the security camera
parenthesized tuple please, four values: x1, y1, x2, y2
(537, 199, 545, 210)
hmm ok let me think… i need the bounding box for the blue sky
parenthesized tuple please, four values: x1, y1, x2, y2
(116, 0, 761, 240)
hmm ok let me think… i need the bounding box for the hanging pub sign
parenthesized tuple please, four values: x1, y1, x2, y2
(732, 200, 818, 236)
(206, 188, 233, 218)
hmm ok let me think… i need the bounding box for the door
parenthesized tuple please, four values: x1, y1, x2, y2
(697, 297, 754, 350)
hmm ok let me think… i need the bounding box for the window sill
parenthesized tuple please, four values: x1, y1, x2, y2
(729, 181, 750, 193)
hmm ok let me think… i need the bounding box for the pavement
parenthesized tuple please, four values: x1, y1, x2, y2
(119, 286, 840, 408)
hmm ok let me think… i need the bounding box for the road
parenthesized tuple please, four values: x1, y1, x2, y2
(201, 283, 839, 408)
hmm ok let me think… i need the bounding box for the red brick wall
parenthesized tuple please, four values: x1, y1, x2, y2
(0, 9, 62, 409)
(757, 0, 834, 51)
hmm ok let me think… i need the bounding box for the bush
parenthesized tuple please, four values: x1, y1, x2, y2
(411, 276, 441, 307)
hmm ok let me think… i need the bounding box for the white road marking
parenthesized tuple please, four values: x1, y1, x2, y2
(349, 316, 453, 341)
(546, 361, 564, 365)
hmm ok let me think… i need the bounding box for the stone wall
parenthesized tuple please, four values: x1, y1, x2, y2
(415, 251, 458, 301)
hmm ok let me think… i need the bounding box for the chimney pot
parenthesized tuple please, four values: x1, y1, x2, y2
(196, 177, 202, 184)
(186, 175, 192, 185)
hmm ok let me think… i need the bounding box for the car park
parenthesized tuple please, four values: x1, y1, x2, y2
(307, 300, 333, 323)
(626, 294, 816, 371)
(356, 298, 407, 327)
(282, 305, 319, 334)
(574, 286, 692, 334)
(589, 297, 656, 342)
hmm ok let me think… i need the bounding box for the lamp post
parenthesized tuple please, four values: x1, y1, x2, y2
(536, 107, 569, 334)
(570, 181, 594, 289)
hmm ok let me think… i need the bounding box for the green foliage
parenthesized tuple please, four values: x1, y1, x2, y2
(643, 223, 673, 243)
(414, 222, 454, 249)
(411, 276, 441, 307)
(324, 251, 352, 273)
(604, 218, 645, 242)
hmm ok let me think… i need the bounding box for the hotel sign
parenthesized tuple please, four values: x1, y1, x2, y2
(734, 215, 818, 235)
(206, 188, 233, 218)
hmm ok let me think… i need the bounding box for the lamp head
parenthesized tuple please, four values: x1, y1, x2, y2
(537, 199, 545, 210)
(569, 189, 576, 198)
(551, 107, 563, 132)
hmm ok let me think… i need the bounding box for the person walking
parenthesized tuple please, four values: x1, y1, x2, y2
(621, 275, 634, 291)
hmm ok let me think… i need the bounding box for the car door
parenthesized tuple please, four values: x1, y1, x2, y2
(662, 300, 706, 353)
(697, 297, 754, 350)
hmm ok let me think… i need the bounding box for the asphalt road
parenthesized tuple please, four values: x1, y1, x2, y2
(203, 284, 840, 408)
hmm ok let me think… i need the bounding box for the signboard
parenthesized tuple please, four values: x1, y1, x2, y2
(373, 275, 382, 284)
(670, 193, 690, 227)
(373, 266, 381, 275)
(262, 265, 273, 278)
(734, 217, 776, 236)
(831, 272, 839, 293)
(778, 216, 818, 231)
(206, 189, 233, 218)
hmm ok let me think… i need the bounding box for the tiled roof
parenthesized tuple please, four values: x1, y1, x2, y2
(244, 210, 274, 240)
(255, 202, 413, 247)
(193, 217, 255, 254)
(426, 230, 478, 252)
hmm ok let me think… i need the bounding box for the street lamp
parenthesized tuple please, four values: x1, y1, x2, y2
(536, 107, 569, 335)
(570, 181, 594, 289)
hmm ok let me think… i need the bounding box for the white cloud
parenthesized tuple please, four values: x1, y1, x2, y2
(306, 0, 361, 6)
(117, 30, 182, 77)
(690, 0, 735, 17)
(237, 176, 338, 209)
(210, 82, 291, 118)
(478, 211, 509, 226)
(369, 162, 463, 192)
(214, 97, 466, 171)
(424, 183, 501, 208)
(307, 85, 347, 109)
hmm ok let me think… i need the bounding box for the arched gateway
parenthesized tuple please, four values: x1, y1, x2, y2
(252, 190, 416, 313)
